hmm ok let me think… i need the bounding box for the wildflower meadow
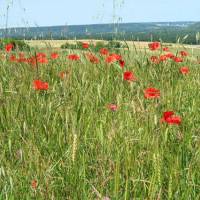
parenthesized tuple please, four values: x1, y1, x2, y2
(0, 41, 200, 199)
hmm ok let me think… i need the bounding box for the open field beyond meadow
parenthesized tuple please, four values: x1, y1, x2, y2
(26, 39, 200, 49)
(0, 40, 200, 199)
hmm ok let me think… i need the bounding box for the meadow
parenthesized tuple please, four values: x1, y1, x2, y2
(0, 40, 200, 199)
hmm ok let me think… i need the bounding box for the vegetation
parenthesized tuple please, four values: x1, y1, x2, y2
(1, 21, 200, 44)
(61, 40, 126, 51)
(0, 38, 31, 51)
(0, 41, 200, 199)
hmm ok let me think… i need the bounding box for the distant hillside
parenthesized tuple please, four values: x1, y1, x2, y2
(186, 22, 200, 30)
(0, 21, 200, 44)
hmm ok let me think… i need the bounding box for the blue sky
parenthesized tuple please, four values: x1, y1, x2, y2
(0, 0, 200, 28)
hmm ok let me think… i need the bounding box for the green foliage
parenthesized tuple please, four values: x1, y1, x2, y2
(60, 41, 79, 49)
(61, 40, 125, 51)
(92, 41, 105, 51)
(107, 40, 127, 49)
(0, 38, 30, 51)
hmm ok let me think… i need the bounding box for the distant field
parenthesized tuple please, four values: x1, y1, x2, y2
(25, 39, 200, 58)
(26, 39, 200, 50)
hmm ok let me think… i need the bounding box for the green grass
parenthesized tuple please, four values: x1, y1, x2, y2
(0, 44, 200, 199)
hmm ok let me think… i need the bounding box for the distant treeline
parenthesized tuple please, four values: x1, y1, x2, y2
(1, 21, 200, 44)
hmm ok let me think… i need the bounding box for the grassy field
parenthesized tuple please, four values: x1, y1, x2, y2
(0, 41, 200, 199)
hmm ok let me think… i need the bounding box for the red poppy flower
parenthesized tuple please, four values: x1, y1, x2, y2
(180, 66, 189, 75)
(51, 52, 59, 60)
(150, 56, 160, 64)
(144, 88, 160, 99)
(99, 48, 109, 56)
(59, 71, 66, 79)
(110, 53, 122, 60)
(119, 60, 125, 68)
(163, 111, 174, 120)
(107, 104, 118, 111)
(163, 47, 169, 51)
(148, 42, 160, 51)
(27, 56, 37, 66)
(105, 53, 122, 63)
(59, 71, 65, 79)
(105, 55, 117, 63)
(35, 52, 48, 64)
(31, 180, 38, 190)
(36, 52, 46, 58)
(123, 71, 137, 82)
(5, 43, 14, 52)
(68, 54, 80, 61)
(9, 54, 16, 62)
(180, 51, 188, 57)
(59, 70, 70, 80)
(161, 111, 181, 125)
(33, 80, 49, 90)
(86, 53, 99, 64)
(165, 52, 175, 59)
(82, 42, 89, 49)
(38, 57, 48, 64)
(173, 57, 183, 63)
(159, 55, 168, 62)
(17, 57, 27, 63)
